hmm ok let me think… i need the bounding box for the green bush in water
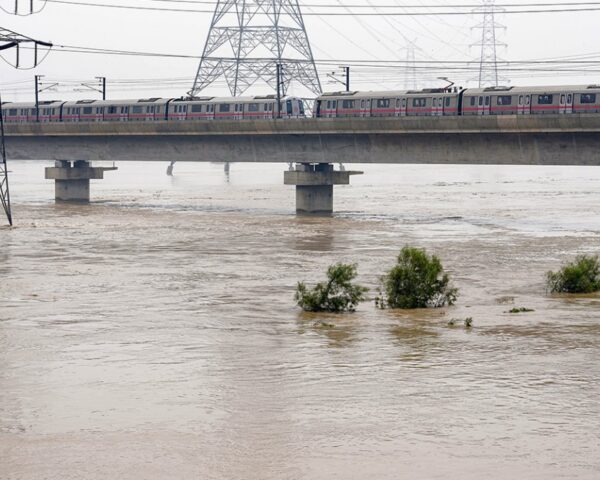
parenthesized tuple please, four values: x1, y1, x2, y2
(546, 255, 600, 293)
(295, 263, 368, 313)
(376, 246, 458, 309)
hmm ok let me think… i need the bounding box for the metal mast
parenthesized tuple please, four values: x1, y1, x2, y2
(0, 26, 52, 226)
(404, 40, 417, 90)
(190, 0, 322, 97)
(472, 0, 506, 87)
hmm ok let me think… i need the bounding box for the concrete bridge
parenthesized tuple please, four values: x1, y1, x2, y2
(5, 115, 600, 212)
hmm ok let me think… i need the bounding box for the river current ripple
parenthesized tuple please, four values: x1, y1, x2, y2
(1, 162, 599, 479)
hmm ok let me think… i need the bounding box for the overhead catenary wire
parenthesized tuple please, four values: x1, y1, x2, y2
(42, 0, 600, 14)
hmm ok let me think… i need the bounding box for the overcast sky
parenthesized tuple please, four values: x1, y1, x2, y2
(1, 0, 600, 101)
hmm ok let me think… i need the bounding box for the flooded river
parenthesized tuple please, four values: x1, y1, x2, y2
(1, 161, 600, 479)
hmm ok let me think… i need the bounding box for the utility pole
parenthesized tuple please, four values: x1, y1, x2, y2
(34, 74, 43, 121)
(344, 66, 350, 92)
(97, 76, 106, 100)
(276, 63, 282, 119)
(326, 66, 350, 91)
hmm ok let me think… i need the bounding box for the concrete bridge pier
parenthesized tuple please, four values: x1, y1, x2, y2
(45, 160, 118, 202)
(284, 163, 363, 214)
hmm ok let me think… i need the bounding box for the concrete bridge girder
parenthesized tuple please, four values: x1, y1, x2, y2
(6, 115, 600, 212)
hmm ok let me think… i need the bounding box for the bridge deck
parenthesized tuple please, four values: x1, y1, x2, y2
(4, 115, 600, 165)
(4, 115, 600, 136)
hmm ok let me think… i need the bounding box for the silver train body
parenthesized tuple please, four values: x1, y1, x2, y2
(2, 85, 600, 123)
(315, 85, 600, 117)
(1, 95, 305, 123)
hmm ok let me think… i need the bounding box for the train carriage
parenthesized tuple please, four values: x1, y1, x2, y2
(166, 95, 303, 121)
(1, 100, 64, 123)
(463, 85, 600, 115)
(315, 89, 460, 118)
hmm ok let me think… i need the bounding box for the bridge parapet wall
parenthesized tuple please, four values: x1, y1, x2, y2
(5, 115, 600, 137)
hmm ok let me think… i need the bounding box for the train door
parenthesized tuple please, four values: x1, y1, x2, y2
(483, 95, 491, 115)
(559, 93, 573, 114)
(433, 96, 443, 116)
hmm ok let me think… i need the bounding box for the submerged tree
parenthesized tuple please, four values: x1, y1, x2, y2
(376, 246, 458, 309)
(295, 263, 368, 312)
(546, 255, 600, 294)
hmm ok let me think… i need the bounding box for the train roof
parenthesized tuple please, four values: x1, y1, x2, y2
(1, 100, 64, 108)
(62, 98, 172, 106)
(317, 89, 456, 99)
(464, 84, 600, 94)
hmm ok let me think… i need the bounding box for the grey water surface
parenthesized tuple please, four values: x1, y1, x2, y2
(1, 161, 599, 479)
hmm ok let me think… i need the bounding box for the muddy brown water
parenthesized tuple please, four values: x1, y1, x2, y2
(1, 162, 600, 479)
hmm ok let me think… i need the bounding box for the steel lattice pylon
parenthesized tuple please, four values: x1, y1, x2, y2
(0, 26, 52, 226)
(190, 0, 321, 97)
(0, 92, 12, 226)
(472, 0, 506, 87)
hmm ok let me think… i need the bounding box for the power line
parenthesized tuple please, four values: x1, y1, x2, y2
(43, 0, 600, 14)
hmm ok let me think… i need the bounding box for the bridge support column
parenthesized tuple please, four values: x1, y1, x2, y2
(284, 163, 362, 214)
(45, 160, 118, 202)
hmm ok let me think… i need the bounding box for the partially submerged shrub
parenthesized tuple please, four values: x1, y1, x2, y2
(507, 307, 535, 314)
(376, 246, 458, 309)
(295, 263, 368, 312)
(546, 255, 600, 293)
(448, 317, 472, 327)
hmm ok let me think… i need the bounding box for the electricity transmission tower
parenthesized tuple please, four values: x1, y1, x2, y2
(404, 40, 417, 90)
(472, 0, 506, 87)
(0, 26, 52, 226)
(190, 0, 322, 97)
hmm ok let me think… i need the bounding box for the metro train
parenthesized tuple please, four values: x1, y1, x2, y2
(2, 85, 600, 123)
(315, 84, 600, 117)
(0, 95, 305, 123)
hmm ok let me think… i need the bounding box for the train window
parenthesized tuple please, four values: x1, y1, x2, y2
(83, 107, 93, 114)
(326, 101, 331, 109)
(9, 109, 17, 116)
(433, 98, 437, 107)
(519, 96, 523, 105)
(332, 101, 337, 109)
(342, 100, 355, 109)
(567, 94, 572, 103)
(263, 103, 268, 111)
(395, 99, 400, 108)
(485, 96, 490, 106)
(132, 106, 143, 114)
(538, 94, 553, 104)
(248, 103, 260, 112)
(470, 97, 476, 106)
(191, 105, 202, 113)
(497, 96, 512, 105)
(445, 98, 451, 107)
(478, 97, 483, 106)
(581, 93, 596, 103)
(361, 100, 365, 108)
(525, 96, 530, 105)
(560, 94, 565, 104)
(412, 98, 426, 108)
(234, 104, 238, 112)
(402, 98, 406, 108)
(219, 104, 231, 112)
(376, 99, 390, 108)
(156, 107, 161, 114)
